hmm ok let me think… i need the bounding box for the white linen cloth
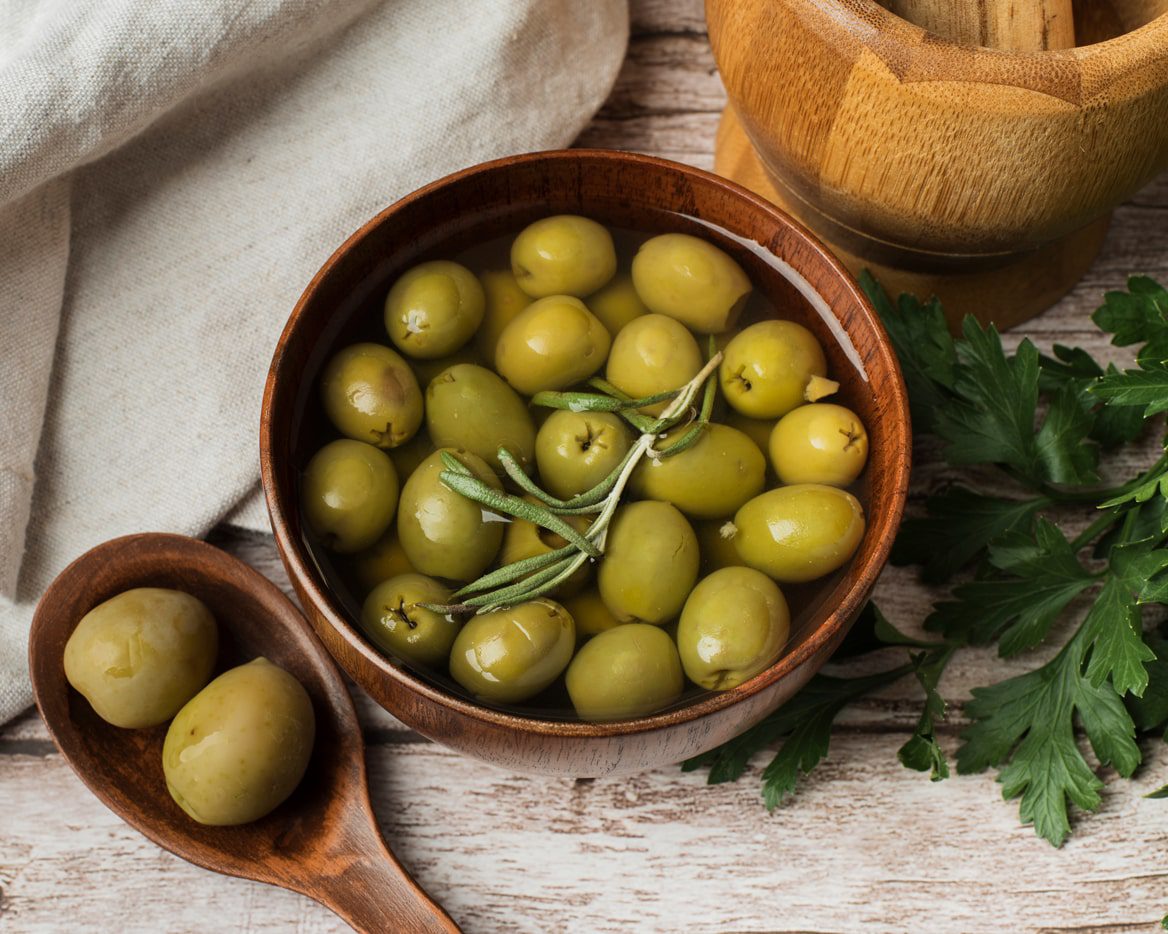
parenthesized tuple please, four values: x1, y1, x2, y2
(0, 0, 628, 723)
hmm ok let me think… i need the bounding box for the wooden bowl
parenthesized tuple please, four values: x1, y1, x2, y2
(259, 149, 910, 777)
(707, 0, 1168, 328)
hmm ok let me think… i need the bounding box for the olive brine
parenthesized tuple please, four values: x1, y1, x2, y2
(300, 216, 869, 721)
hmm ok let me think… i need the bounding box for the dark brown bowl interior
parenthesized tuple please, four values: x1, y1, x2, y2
(260, 150, 911, 776)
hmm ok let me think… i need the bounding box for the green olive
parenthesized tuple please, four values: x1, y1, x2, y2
(677, 567, 790, 690)
(384, 260, 485, 359)
(349, 529, 416, 594)
(566, 623, 683, 721)
(302, 439, 399, 553)
(162, 658, 314, 826)
(511, 215, 616, 298)
(630, 233, 751, 333)
(605, 313, 703, 415)
(319, 343, 423, 449)
(720, 320, 834, 419)
(387, 431, 436, 484)
(729, 484, 865, 582)
(696, 520, 746, 574)
(631, 423, 765, 520)
(396, 448, 503, 581)
(598, 501, 699, 624)
(494, 295, 611, 395)
(449, 599, 576, 703)
(562, 589, 624, 640)
(408, 343, 487, 387)
(63, 588, 218, 729)
(500, 501, 592, 596)
(586, 273, 648, 334)
(475, 268, 531, 366)
(534, 410, 634, 499)
(425, 364, 535, 474)
(360, 573, 458, 667)
(723, 410, 777, 461)
(770, 403, 869, 487)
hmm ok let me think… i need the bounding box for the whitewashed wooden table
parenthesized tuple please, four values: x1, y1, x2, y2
(5, 2, 1168, 931)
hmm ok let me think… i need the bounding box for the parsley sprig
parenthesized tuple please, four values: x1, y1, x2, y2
(685, 273, 1168, 848)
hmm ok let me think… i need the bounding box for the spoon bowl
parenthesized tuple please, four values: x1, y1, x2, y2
(28, 532, 458, 934)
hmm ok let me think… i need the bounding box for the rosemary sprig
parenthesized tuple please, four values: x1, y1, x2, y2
(533, 382, 668, 433)
(452, 545, 578, 597)
(496, 446, 632, 512)
(436, 455, 600, 557)
(425, 349, 724, 615)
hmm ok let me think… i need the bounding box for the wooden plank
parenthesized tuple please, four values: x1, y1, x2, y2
(2, 732, 1166, 933)
(6, 0, 1168, 930)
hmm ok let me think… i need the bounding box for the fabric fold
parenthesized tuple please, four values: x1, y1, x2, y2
(0, 0, 629, 723)
(0, 178, 71, 599)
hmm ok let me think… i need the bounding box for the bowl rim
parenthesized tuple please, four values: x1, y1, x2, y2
(260, 148, 911, 739)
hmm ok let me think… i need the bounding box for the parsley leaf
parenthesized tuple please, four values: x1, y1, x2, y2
(901, 316, 1101, 485)
(1038, 345, 1146, 448)
(1093, 363, 1168, 417)
(696, 274, 1168, 851)
(1090, 367, 1149, 448)
(932, 322, 1045, 479)
(1035, 382, 1100, 484)
(858, 271, 955, 433)
(891, 486, 1047, 583)
(1093, 276, 1168, 348)
(759, 698, 846, 809)
(897, 649, 951, 781)
(926, 519, 1095, 655)
(1038, 343, 1105, 388)
(958, 633, 1141, 847)
(1100, 452, 1168, 508)
(682, 666, 910, 803)
(1126, 631, 1168, 734)
(1081, 542, 1166, 696)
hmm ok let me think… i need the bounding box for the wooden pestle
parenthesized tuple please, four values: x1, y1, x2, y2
(881, 0, 1075, 50)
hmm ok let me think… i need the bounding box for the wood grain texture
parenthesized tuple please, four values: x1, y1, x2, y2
(4, 1, 1168, 930)
(707, 0, 1168, 324)
(879, 0, 1076, 50)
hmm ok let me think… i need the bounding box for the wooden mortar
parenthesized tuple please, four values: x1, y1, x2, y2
(707, 0, 1168, 327)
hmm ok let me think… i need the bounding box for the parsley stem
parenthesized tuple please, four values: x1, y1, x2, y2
(1068, 511, 1122, 552)
(1011, 451, 1168, 505)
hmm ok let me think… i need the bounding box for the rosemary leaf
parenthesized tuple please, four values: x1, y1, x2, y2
(462, 553, 585, 608)
(438, 470, 601, 557)
(586, 377, 633, 400)
(498, 446, 634, 511)
(475, 551, 593, 612)
(453, 544, 578, 597)
(529, 389, 626, 413)
(439, 450, 475, 476)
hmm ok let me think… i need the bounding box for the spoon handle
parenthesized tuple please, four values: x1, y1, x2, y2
(306, 810, 461, 933)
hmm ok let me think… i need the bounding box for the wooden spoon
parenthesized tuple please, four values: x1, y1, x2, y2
(28, 532, 460, 934)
